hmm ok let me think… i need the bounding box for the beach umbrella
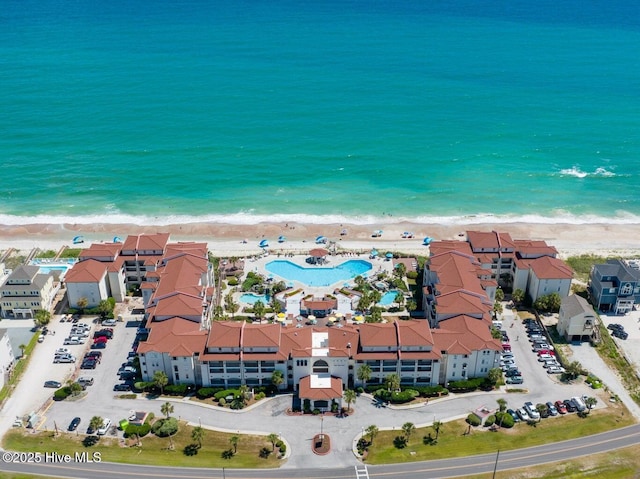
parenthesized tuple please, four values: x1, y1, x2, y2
(72, 235, 84, 244)
(259, 239, 269, 248)
(315, 235, 327, 244)
(278, 235, 286, 243)
(334, 312, 344, 319)
(340, 229, 348, 236)
(372, 230, 383, 237)
(370, 249, 379, 257)
(309, 248, 328, 258)
(308, 315, 316, 320)
(423, 236, 433, 245)
(276, 313, 286, 322)
(113, 236, 122, 243)
(354, 315, 365, 323)
(385, 252, 393, 259)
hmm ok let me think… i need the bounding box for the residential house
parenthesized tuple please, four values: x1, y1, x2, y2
(0, 265, 56, 319)
(589, 259, 640, 314)
(557, 295, 596, 342)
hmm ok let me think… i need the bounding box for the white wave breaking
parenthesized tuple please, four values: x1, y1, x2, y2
(559, 166, 618, 178)
(1, 211, 640, 227)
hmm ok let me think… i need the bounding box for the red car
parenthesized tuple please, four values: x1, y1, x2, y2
(537, 349, 555, 356)
(93, 336, 108, 345)
(554, 400, 568, 414)
(502, 343, 512, 352)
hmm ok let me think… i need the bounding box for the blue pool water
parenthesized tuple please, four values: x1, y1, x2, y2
(37, 265, 70, 275)
(378, 291, 400, 306)
(239, 293, 269, 304)
(28, 260, 75, 276)
(265, 260, 372, 287)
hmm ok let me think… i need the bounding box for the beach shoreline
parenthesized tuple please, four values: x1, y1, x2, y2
(0, 221, 639, 259)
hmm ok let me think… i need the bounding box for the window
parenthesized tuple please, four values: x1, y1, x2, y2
(621, 283, 633, 295)
(313, 360, 329, 374)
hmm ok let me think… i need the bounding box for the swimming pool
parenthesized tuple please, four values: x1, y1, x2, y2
(265, 260, 372, 287)
(239, 293, 269, 304)
(378, 290, 399, 306)
(29, 260, 75, 277)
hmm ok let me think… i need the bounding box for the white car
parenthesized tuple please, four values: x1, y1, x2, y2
(53, 355, 76, 364)
(55, 348, 71, 355)
(547, 365, 566, 374)
(97, 418, 112, 435)
(102, 319, 117, 327)
(516, 408, 530, 421)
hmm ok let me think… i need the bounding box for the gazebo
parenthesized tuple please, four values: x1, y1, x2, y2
(309, 248, 329, 265)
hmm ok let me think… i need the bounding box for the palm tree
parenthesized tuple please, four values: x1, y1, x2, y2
(401, 422, 415, 443)
(585, 396, 597, 411)
(394, 291, 405, 309)
(432, 420, 442, 440)
(192, 426, 205, 448)
(366, 425, 379, 445)
(267, 433, 279, 451)
(495, 288, 505, 302)
(153, 370, 169, 395)
(161, 401, 174, 418)
(343, 389, 357, 413)
(34, 309, 51, 328)
(536, 403, 548, 422)
(224, 292, 238, 319)
(385, 373, 400, 392)
(253, 300, 266, 322)
(357, 364, 372, 390)
(497, 398, 507, 412)
(89, 416, 104, 434)
(18, 344, 26, 359)
(229, 435, 239, 454)
(512, 289, 525, 305)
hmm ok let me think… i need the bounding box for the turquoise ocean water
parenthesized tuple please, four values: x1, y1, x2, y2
(1, 0, 639, 226)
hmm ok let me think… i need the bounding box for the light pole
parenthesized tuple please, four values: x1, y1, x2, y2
(492, 449, 500, 479)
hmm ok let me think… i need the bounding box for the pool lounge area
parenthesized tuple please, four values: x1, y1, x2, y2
(28, 259, 76, 278)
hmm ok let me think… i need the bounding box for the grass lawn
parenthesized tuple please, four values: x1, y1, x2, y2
(365, 406, 634, 464)
(465, 444, 640, 479)
(3, 422, 281, 469)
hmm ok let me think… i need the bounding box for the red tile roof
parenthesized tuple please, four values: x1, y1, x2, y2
(137, 317, 207, 356)
(298, 375, 343, 400)
(433, 315, 502, 353)
(65, 259, 108, 283)
(529, 256, 573, 280)
(122, 233, 170, 254)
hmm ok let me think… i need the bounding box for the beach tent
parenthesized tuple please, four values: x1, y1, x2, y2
(72, 235, 84, 244)
(113, 236, 123, 243)
(372, 230, 383, 237)
(278, 235, 286, 243)
(259, 239, 269, 248)
(315, 235, 327, 244)
(423, 236, 433, 245)
(370, 249, 379, 257)
(385, 252, 394, 259)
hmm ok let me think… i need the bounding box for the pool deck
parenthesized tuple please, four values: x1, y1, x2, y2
(246, 252, 396, 296)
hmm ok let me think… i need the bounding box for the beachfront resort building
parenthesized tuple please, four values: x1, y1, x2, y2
(557, 294, 596, 342)
(0, 265, 56, 319)
(588, 259, 640, 314)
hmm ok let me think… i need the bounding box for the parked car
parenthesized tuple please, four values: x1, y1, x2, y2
(607, 323, 624, 331)
(91, 342, 107, 349)
(533, 343, 553, 351)
(524, 402, 540, 419)
(501, 353, 514, 360)
(507, 408, 520, 422)
(536, 349, 555, 356)
(53, 355, 76, 364)
(55, 348, 71, 355)
(537, 354, 555, 362)
(516, 408, 530, 421)
(102, 319, 117, 327)
(546, 401, 558, 416)
(68, 417, 81, 431)
(543, 360, 561, 368)
(113, 383, 132, 392)
(37, 334, 45, 343)
(547, 365, 566, 374)
(564, 399, 577, 413)
(502, 343, 512, 352)
(93, 336, 108, 345)
(612, 330, 629, 340)
(555, 400, 568, 414)
(571, 396, 587, 412)
(94, 330, 113, 339)
(505, 368, 521, 377)
(63, 337, 82, 345)
(118, 366, 137, 374)
(77, 377, 94, 387)
(506, 376, 524, 384)
(85, 351, 102, 361)
(97, 418, 112, 435)
(44, 380, 62, 388)
(119, 371, 136, 380)
(81, 359, 97, 369)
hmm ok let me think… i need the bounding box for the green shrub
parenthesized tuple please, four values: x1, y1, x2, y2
(466, 413, 481, 427)
(414, 385, 447, 397)
(277, 441, 286, 454)
(406, 271, 418, 280)
(214, 389, 239, 401)
(495, 411, 514, 428)
(164, 384, 194, 396)
(448, 378, 484, 393)
(255, 392, 266, 400)
(53, 387, 71, 401)
(125, 422, 151, 438)
(356, 386, 364, 394)
(389, 389, 419, 404)
(151, 417, 179, 437)
(484, 415, 496, 427)
(196, 387, 224, 399)
(218, 398, 226, 406)
(227, 277, 239, 286)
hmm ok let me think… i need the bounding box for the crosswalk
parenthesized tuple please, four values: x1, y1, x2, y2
(355, 465, 369, 479)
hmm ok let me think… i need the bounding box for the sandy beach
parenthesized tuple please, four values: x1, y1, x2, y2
(0, 221, 639, 259)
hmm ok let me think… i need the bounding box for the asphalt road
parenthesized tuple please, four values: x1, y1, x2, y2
(2, 424, 640, 479)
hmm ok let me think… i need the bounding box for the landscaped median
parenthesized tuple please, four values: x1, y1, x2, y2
(361, 404, 633, 464)
(2, 421, 283, 469)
